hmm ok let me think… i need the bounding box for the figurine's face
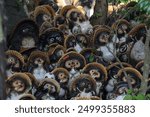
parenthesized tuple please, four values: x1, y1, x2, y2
(118, 86, 128, 94)
(122, 74, 136, 85)
(44, 83, 56, 93)
(67, 38, 76, 48)
(21, 37, 35, 48)
(108, 67, 120, 79)
(36, 13, 52, 26)
(77, 79, 92, 92)
(50, 49, 64, 63)
(34, 57, 44, 65)
(98, 32, 110, 44)
(47, 32, 63, 45)
(7, 56, 20, 70)
(117, 24, 128, 35)
(58, 72, 68, 83)
(89, 69, 100, 79)
(7, 56, 15, 65)
(12, 79, 25, 93)
(43, 14, 51, 22)
(65, 59, 81, 69)
(76, 35, 87, 47)
(60, 26, 70, 35)
(70, 11, 80, 22)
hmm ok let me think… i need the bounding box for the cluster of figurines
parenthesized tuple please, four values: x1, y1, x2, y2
(5, 0, 150, 100)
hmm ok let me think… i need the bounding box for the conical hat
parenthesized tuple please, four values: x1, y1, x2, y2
(66, 8, 86, 22)
(70, 74, 96, 92)
(112, 19, 130, 31)
(42, 5, 56, 18)
(34, 6, 52, 21)
(19, 94, 36, 100)
(58, 51, 86, 70)
(92, 27, 111, 47)
(5, 50, 24, 65)
(6, 73, 32, 93)
(9, 19, 39, 51)
(28, 50, 50, 64)
(60, 5, 76, 17)
(83, 62, 108, 81)
(24, 72, 39, 87)
(52, 67, 69, 82)
(39, 78, 60, 93)
(135, 60, 144, 74)
(39, 21, 53, 35)
(117, 67, 143, 88)
(64, 35, 76, 49)
(128, 24, 146, 36)
(48, 44, 66, 57)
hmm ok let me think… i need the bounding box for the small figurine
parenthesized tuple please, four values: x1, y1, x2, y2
(69, 74, 96, 98)
(92, 27, 115, 64)
(116, 67, 143, 89)
(38, 28, 64, 51)
(48, 43, 66, 71)
(34, 78, 60, 100)
(58, 51, 86, 80)
(27, 51, 50, 81)
(112, 19, 131, 44)
(128, 24, 147, 63)
(83, 62, 107, 97)
(52, 68, 70, 99)
(5, 50, 24, 77)
(6, 73, 32, 100)
(105, 62, 132, 98)
(114, 82, 129, 100)
(9, 19, 39, 52)
(33, 5, 55, 26)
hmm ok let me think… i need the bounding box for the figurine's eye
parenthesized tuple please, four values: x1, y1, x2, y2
(22, 28, 29, 33)
(65, 60, 72, 68)
(43, 14, 50, 21)
(56, 50, 64, 57)
(8, 57, 15, 63)
(56, 36, 61, 42)
(48, 37, 54, 44)
(73, 60, 80, 68)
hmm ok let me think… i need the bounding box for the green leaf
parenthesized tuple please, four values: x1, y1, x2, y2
(127, 89, 133, 95)
(89, 54, 94, 62)
(146, 94, 150, 100)
(124, 95, 133, 100)
(135, 94, 146, 100)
